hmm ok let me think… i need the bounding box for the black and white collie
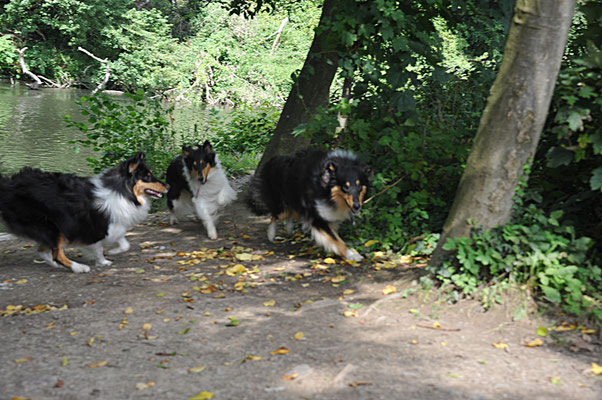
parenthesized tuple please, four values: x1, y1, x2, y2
(250, 148, 372, 261)
(0, 152, 168, 273)
(165, 141, 237, 239)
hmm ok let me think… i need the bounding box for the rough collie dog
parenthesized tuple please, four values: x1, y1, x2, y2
(250, 148, 372, 261)
(165, 141, 237, 239)
(0, 152, 168, 273)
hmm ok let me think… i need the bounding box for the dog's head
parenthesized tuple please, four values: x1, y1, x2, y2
(182, 141, 217, 184)
(121, 152, 169, 202)
(321, 152, 373, 215)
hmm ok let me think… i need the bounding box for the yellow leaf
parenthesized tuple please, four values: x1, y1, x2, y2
(270, 347, 290, 355)
(142, 323, 152, 331)
(61, 356, 68, 367)
(432, 321, 442, 329)
(342, 289, 355, 295)
(591, 363, 602, 375)
(235, 253, 253, 261)
(226, 264, 247, 276)
(293, 332, 305, 341)
(282, 372, 299, 381)
(552, 324, 576, 332)
(364, 240, 379, 247)
(245, 355, 261, 361)
(87, 337, 94, 347)
(525, 338, 543, 347)
(263, 300, 276, 307)
(410, 339, 419, 345)
(189, 391, 214, 400)
(187, 365, 208, 373)
(15, 357, 32, 363)
(87, 360, 108, 368)
(331, 275, 346, 283)
(382, 285, 396, 295)
(343, 310, 359, 318)
(323, 257, 336, 264)
(124, 307, 134, 314)
(492, 342, 508, 350)
(135, 382, 155, 390)
(581, 327, 596, 334)
(16, 279, 27, 284)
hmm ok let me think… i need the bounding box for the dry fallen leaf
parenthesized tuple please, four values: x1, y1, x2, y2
(525, 338, 543, 347)
(270, 347, 290, 355)
(331, 275, 346, 283)
(492, 342, 509, 350)
(188, 391, 214, 400)
(342, 289, 355, 295)
(343, 310, 359, 318)
(87, 360, 108, 368)
(591, 362, 602, 375)
(382, 285, 396, 295)
(142, 323, 152, 331)
(282, 372, 299, 381)
(263, 300, 276, 307)
(364, 240, 379, 247)
(323, 257, 336, 264)
(124, 307, 134, 314)
(15, 357, 33, 363)
(188, 365, 208, 373)
(135, 382, 155, 390)
(245, 355, 261, 361)
(293, 332, 305, 341)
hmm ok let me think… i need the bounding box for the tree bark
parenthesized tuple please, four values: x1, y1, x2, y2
(17, 47, 42, 89)
(431, 0, 576, 265)
(255, 0, 340, 172)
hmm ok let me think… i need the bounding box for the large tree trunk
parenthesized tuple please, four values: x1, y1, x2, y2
(431, 0, 575, 265)
(255, 0, 340, 172)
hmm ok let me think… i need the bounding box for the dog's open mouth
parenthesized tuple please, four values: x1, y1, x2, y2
(144, 189, 164, 199)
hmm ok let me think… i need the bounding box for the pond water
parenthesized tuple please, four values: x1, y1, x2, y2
(0, 81, 213, 176)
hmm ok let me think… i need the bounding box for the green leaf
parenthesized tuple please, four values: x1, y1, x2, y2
(567, 111, 583, 131)
(536, 326, 548, 337)
(348, 304, 363, 309)
(590, 167, 602, 191)
(546, 147, 573, 168)
(226, 317, 240, 327)
(178, 328, 190, 334)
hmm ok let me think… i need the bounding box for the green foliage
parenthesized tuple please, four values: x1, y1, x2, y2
(0, 35, 17, 76)
(64, 90, 177, 175)
(431, 204, 601, 321)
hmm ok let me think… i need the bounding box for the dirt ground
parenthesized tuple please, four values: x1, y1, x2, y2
(1, 180, 601, 400)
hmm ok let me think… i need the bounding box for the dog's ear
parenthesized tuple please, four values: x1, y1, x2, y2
(201, 140, 214, 154)
(182, 145, 193, 158)
(362, 164, 373, 183)
(321, 160, 337, 187)
(127, 152, 145, 174)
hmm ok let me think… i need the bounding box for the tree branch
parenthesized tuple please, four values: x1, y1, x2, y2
(78, 46, 111, 95)
(17, 47, 42, 90)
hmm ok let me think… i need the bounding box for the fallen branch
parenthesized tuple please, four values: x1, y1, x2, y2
(78, 46, 110, 95)
(364, 175, 404, 204)
(17, 47, 42, 89)
(270, 17, 288, 56)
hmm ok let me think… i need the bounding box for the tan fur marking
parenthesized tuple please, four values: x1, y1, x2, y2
(128, 162, 139, 174)
(277, 209, 291, 221)
(54, 234, 73, 268)
(330, 186, 349, 212)
(359, 186, 367, 203)
(345, 181, 350, 187)
(318, 228, 349, 258)
(201, 164, 214, 182)
(356, 180, 360, 185)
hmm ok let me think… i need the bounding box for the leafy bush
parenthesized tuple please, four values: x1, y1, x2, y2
(429, 199, 601, 322)
(64, 90, 178, 175)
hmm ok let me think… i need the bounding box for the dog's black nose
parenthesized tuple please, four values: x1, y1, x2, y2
(352, 202, 361, 213)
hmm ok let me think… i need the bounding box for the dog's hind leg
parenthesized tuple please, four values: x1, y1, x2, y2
(52, 234, 91, 273)
(267, 217, 278, 242)
(194, 200, 218, 239)
(37, 246, 61, 268)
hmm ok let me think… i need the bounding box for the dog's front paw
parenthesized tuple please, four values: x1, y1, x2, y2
(95, 259, 113, 267)
(207, 228, 218, 240)
(71, 262, 91, 273)
(344, 249, 363, 262)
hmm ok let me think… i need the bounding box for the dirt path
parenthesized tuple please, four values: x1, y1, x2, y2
(1, 190, 601, 400)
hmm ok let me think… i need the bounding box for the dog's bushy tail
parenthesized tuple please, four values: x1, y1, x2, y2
(244, 172, 269, 215)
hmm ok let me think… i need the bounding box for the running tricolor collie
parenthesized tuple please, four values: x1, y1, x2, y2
(0, 152, 168, 273)
(166, 141, 237, 239)
(251, 148, 372, 261)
